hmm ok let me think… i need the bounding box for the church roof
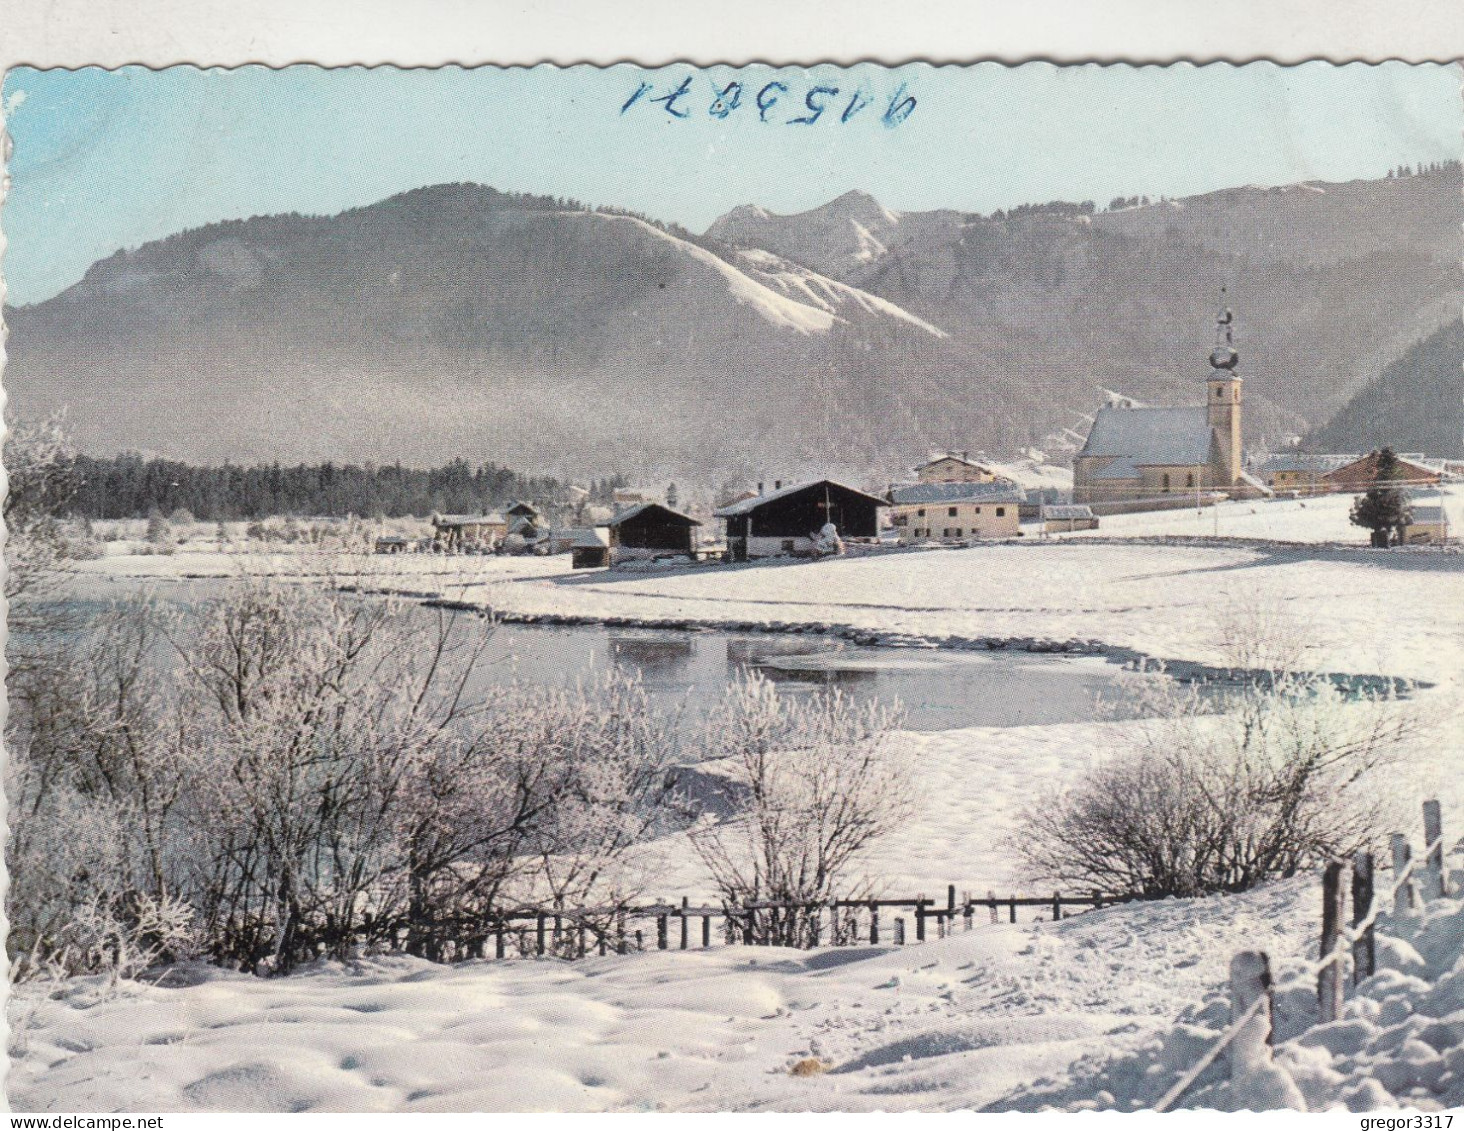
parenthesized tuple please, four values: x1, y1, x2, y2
(1078, 406, 1214, 467)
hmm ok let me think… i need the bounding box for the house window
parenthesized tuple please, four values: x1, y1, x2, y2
(996, 507, 1005, 517)
(1162, 473, 1171, 492)
(891, 514, 908, 526)
(954, 528, 963, 538)
(781, 539, 795, 553)
(917, 508, 926, 517)
(975, 506, 982, 514)
(945, 506, 957, 517)
(1216, 387, 1223, 399)
(1186, 473, 1194, 488)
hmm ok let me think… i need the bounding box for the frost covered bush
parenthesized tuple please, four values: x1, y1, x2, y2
(690, 673, 914, 947)
(7, 579, 687, 977)
(1018, 675, 1424, 898)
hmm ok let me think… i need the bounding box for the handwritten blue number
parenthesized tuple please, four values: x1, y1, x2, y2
(790, 86, 838, 125)
(651, 76, 694, 119)
(709, 82, 743, 119)
(621, 82, 653, 114)
(757, 82, 788, 123)
(883, 83, 916, 128)
(841, 89, 873, 123)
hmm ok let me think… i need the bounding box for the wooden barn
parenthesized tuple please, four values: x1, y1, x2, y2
(714, 480, 886, 561)
(431, 512, 506, 552)
(607, 503, 701, 562)
(569, 528, 612, 568)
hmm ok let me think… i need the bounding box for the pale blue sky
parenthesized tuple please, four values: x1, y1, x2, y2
(2, 62, 1460, 305)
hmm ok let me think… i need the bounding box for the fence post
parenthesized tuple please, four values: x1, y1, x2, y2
(657, 910, 669, 951)
(1091, 889, 1103, 911)
(869, 903, 880, 945)
(963, 894, 974, 932)
(679, 897, 689, 950)
(915, 898, 927, 943)
(702, 913, 711, 949)
(577, 921, 587, 960)
(948, 885, 957, 914)
(1230, 950, 1275, 1051)
(536, 912, 547, 958)
(1352, 851, 1376, 984)
(1051, 891, 1062, 922)
(495, 926, 505, 960)
(894, 917, 906, 946)
(1318, 861, 1346, 1023)
(987, 890, 997, 924)
(1009, 895, 1017, 924)
(1423, 799, 1445, 899)
(598, 927, 607, 957)
(635, 929, 644, 952)
(616, 911, 627, 956)
(1391, 833, 1416, 915)
(744, 904, 757, 947)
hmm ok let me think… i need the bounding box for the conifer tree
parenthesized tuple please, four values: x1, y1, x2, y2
(1349, 447, 1412, 547)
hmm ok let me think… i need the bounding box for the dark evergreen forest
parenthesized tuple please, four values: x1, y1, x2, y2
(63, 453, 627, 520)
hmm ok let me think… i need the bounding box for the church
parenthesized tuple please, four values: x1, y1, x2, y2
(1072, 304, 1265, 507)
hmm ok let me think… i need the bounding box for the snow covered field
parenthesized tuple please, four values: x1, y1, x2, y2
(28, 492, 1462, 1112)
(11, 870, 1463, 1113)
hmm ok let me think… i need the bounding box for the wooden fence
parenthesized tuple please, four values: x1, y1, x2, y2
(453, 885, 1137, 961)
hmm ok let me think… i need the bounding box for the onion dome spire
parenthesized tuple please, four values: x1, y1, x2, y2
(1209, 286, 1239, 371)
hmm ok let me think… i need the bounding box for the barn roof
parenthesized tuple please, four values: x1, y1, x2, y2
(1078, 406, 1213, 466)
(1256, 453, 1358, 476)
(1044, 504, 1096, 519)
(608, 502, 701, 527)
(713, 479, 888, 517)
(568, 527, 611, 548)
(889, 482, 1024, 505)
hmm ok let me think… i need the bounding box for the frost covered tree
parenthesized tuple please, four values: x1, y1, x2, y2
(690, 674, 913, 947)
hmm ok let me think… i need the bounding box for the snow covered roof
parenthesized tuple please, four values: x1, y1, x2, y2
(1044, 504, 1096, 519)
(1257, 453, 1358, 475)
(889, 482, 1025, 505)
(713, 479, 887, 517)
(1408, 506, 1447, 524)
(568, 527, 610, 548)
(1079, 406, 1213, 466)
(608, 502, 701, 527)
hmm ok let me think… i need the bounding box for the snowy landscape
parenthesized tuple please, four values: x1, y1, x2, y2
(8, 486, 1463, 1113)
(6, 61, 1464, 1118)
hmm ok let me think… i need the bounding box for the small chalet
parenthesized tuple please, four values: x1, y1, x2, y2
(715, 480, 886, 561)
(887, 481, 1023, 542)
(913, 452, 1008, 485)
(432, 512, 507, 552)
(569, 528, 612, 568)
(1043, 504, 1099, 533)
(607, 503, 701, 562)
(1324, 452, 1443, 493)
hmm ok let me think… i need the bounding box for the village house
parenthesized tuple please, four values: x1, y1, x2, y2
(715, 479, 886, 561)
(913, 452, 1010, 485)
(1254, 453, 1358, 496)
(606, 502, 701, 563)
(887, 481, 1023, 542)
(1324, 452, 1444, 492)
(1073, 304, 1267, 509)
(431, 511, 507, 552)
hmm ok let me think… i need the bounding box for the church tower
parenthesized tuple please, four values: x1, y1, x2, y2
(1205, 297, 1243, 486)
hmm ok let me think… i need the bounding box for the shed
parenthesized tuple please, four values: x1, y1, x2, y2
(607, 503, 701, 561)
(714, 480, 886, 561)
(1403, 505, 1449, 545)
(1043, 504, 1099, 533)
(569, 528, 612, 568)
(374, 533, 412, 554)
